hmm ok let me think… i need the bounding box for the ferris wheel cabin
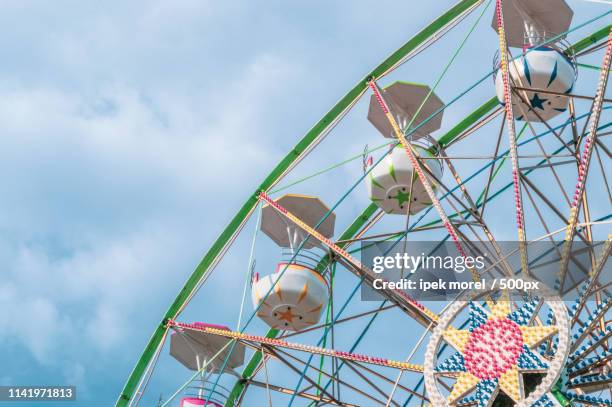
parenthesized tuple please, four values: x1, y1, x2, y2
(169, 323, 245, 406)
(251, 194, 334, 331)
(365, 82, 445, 215)
(492, 0, 577, 122)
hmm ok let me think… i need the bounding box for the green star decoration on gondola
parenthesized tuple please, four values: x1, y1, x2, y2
(390, 189, 411, 207)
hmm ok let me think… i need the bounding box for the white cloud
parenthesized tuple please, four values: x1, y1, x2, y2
(0, 44, 302, 373)
(0, 282, 69, 363)
(63, 362, 86, 388)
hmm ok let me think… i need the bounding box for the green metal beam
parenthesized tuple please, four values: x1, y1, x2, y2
(437, 97, 498, 147)
(565, 24, 611, 57)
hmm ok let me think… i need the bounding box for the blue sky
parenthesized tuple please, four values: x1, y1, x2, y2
(0, 1, 610, 406)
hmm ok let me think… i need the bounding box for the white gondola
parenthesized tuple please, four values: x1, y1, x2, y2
(492, 0, 576, 122)
(366, 145, 443, 215)
(494, 46, 576, 121)
(366, 82, 445, 215)
(252, 262, 329, 331)
(252, 194, 334, 331)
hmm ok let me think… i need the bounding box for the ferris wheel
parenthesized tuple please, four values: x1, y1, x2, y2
(116, 0, 612, 406)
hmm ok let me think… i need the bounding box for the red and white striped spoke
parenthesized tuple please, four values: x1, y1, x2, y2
(494, 0, 528, 276)
(368, 81, 483, 284)
(167, 320, 424, 373)
(560, 28, 612, 282)
(257, 191, 439, 324)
